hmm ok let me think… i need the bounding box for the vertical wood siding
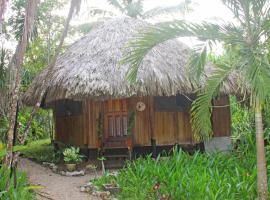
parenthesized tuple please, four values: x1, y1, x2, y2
(54, 95, 231, 148)
(154, 110, 193, 145)
(211, 96, 231, 137)
(55, 115, 84, 146)
(128, 97, 151, 146)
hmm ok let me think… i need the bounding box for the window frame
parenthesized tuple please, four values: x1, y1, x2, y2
(104, 111, 128, 139)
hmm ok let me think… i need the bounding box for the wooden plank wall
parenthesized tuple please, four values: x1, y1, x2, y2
(84, 100, 102, 148)
(154, 108, 193, 145)
(128, 97, 151, 146)
(54, 115, 84, 146)
(84, 97, 151, 148)
(211, 96, 231, 137)
(54, 95, 231, 148)
(177, 111, 193, 143)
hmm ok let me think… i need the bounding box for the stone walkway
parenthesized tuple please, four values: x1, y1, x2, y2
(18, 158, 100, 200)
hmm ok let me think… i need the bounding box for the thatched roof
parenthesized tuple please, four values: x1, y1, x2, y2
(23, 17, 236, 106)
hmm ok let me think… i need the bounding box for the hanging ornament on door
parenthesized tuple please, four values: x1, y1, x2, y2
(136, 101, 146, 111)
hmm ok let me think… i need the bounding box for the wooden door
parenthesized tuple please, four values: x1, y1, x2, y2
(103, 99, 128, 147)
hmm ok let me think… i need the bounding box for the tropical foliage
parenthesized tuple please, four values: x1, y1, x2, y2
(0, 139, 62, 164)
(75, 0, 193, 34)
(122, 0, 270, 197)
(0, 0, 84, 147)
(87, 0, 193, 19)
(0, 166, 35, 200)
(63, 147, 84, 164)
(20, 139, 62, 164)
(93, 101, 270, 199)
(122, 0, 270, 139)
(93, 148, 269, 200)
(0, 0, 69, 146)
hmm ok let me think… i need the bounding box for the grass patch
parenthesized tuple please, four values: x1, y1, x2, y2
(0, 139, 61, 164)
(21, 139, 62, 163)
(92, 148, 269, 200)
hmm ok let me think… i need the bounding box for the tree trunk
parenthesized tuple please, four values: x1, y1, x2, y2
(255, 104, 268, 199)
(4, 0, 38, 167)
(21, 0, 81, 144)
(0, 0, 9, 31)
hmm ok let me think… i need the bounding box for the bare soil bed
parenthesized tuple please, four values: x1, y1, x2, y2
(18, 158, 100, 200)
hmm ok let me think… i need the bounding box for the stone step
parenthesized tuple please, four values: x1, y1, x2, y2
(104, 154, 129, 158)
(104, 159, 125, 169)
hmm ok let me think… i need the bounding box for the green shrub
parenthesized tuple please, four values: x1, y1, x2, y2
(93, 148, 269, 200)
(63, 147, 83, 164)
(0, 166, 34, 200)
(0, 139, 62, 164)
(230, 97, 256, 153)
(0, 108, 53, 144)
(18, 108, 53, 143)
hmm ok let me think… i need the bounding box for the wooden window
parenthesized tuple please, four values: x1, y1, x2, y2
(154, 95, 195, 112)
(105, 112, 128, 138)
(54, 99, 82, 117)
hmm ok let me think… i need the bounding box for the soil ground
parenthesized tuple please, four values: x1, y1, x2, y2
(18, 158, 100, 200)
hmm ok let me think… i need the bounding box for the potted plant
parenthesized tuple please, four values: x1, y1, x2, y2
(63, 147, 83, 171)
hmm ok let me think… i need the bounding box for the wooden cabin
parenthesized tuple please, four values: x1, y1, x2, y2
(50, 96, 230, 153)
(23, 18, 234, 158)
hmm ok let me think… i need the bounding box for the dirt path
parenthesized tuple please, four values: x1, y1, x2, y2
(18, 158, 99, 200)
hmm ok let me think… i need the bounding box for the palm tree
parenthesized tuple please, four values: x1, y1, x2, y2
(75, 0, 193, 34)
(122, 0, 270, 199)
(87, 0, 193, 19)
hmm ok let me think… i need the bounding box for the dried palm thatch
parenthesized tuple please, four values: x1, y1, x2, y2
(23, 17, 237, 106)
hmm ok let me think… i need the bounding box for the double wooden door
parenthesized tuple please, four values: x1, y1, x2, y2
(103, 99, 128, 147)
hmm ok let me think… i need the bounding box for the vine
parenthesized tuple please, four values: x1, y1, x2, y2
(96, 112, 103, 139)
(127, 111, 135, 136)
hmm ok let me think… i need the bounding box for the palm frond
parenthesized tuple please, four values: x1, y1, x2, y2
(142, 0, 193, 19)
(122, 20, 225, 82)
(87, 7, 116, 17)
(122, 21, 189, 82)
(125, 1, 143, 18)
(244, 48, 270, 107)
(188, 22, 225, 41)
(251, 0, 270, 18)
(188, 43, 207, 81)
(73, 21, 100, 34)
(222, 0, 246, 25)
(107, 0, 124, 13)
(222, 23, 245, 45)
(191, 63, 237, 140)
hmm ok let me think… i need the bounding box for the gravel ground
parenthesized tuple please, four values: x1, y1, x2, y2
(18, 158, 100, 200)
